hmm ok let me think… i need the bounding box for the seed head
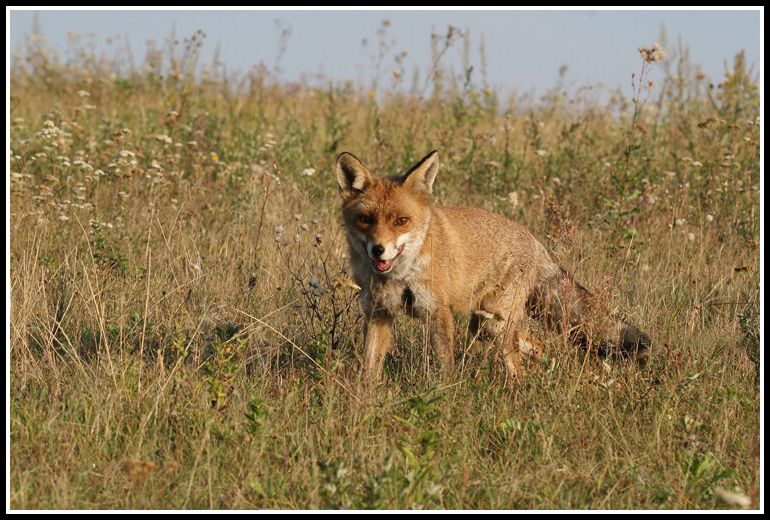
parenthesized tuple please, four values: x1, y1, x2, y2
(638, 43, 665, 63)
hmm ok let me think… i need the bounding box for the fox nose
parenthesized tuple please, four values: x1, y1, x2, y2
(371, 245, 385, 258)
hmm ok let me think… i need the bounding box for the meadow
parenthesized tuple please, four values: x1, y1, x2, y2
(9, 26, 761, 509)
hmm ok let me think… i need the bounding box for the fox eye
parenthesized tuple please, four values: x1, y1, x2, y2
(395, 217, 409, 226)
(358, 215, 373, 225)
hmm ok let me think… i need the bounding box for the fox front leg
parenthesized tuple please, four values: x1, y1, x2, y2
(362, 316, 394, 380)
(429, 307, 456, 376)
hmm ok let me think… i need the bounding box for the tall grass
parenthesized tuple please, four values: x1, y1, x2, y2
(9, 25, 760, 510)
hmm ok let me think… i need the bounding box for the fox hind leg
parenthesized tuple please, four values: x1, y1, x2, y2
(480, 291, 544, 382)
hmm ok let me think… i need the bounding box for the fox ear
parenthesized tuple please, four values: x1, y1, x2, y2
(403, 150, 439, 194)
(336, 152, 373, 193)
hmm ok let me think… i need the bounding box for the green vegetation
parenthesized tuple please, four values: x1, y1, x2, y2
(9, 24, 760, 509)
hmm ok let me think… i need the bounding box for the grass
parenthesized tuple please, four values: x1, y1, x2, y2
(8, 25, 761, 510)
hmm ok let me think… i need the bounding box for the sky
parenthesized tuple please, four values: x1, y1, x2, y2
(7, 7, 763, 105)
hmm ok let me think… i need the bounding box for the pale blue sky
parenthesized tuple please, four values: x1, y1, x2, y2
(7, 8, 763, 103)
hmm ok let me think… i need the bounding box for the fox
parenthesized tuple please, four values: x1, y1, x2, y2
(335, 150, 651, 382)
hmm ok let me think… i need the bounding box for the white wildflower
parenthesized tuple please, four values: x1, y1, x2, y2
(715, 488, 751, 509)
(188, 261, 203, 275)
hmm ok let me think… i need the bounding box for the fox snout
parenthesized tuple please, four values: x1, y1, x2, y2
(367, 242, 404, 273)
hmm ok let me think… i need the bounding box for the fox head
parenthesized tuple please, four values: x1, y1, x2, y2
(336, 151, 439, 275)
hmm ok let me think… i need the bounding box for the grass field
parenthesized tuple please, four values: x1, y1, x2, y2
(8, 27, 761, 510)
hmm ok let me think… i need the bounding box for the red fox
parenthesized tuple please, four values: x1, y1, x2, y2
(336, 150, 651, 381)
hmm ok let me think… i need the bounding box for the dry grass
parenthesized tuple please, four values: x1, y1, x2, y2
(9, 27, 760, 510)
